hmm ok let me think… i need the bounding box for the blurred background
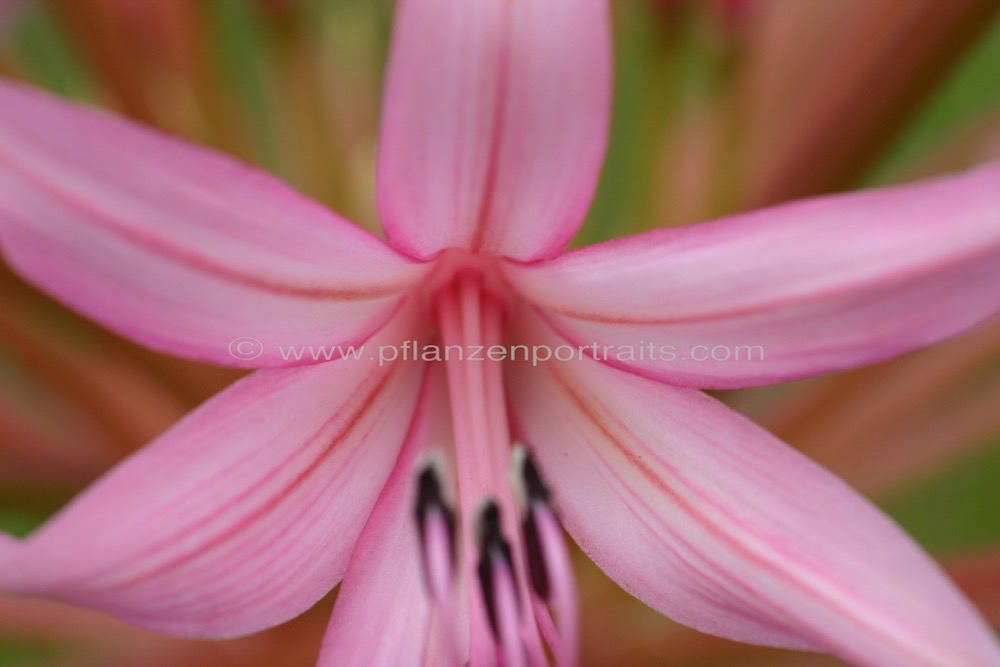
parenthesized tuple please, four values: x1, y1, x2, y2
(0, 0, 999, 665)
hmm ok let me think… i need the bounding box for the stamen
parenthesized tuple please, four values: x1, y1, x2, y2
(438, 279, 546, 665)
(518, 446, 552, 505)
(515, 447, 580, 667)
(414, 461, 462, 665)
(476, 501, 516, 634)
(477, 500, 526, 667)
(515, 447, 552, 599)
(415, 462, 457, 598)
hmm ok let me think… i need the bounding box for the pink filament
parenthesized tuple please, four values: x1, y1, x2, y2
(437, 276, 498, 666)
(435, 274, 553, 666)
(493, 559, 527, 667)
(535, 504, 580, 667)
(424, 509, 462, 666)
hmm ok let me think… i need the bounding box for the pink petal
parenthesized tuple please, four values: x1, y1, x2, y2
(319, 367, 462, 667)
(507, 312, 1000, 667)
(377, 0, 611, 261)
(0, 318, 427, 638)
(0, 79, 429, 368)
(504, 162, 1000, 388)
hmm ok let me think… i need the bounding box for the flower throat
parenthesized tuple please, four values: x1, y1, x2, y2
(411, 274, 578, 667)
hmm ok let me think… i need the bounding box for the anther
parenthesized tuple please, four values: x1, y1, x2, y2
(476, 500, 517, 637)
(414, 462, 457, 595)
(517, 448, 553, 599)
(519, 447, 552, 505)
(414, 461, 463, 666)
(514, 447, 580, 667)
(476, 500, 526, 667)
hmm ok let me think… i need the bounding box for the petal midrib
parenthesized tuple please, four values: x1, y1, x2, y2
(519, 242, 1000, 326)
(468, 2, 512, 256)
(546, 363, 972, 666)
(79, 362, 405, 594)
(0, 141, 411, 301)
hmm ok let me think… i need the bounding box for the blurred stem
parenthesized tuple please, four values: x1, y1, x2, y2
(267, 7, 352, 213)
(866, 12, 1000, 184)
(47, 0, 155, 122)
(882, 437, 1000, 554)
(8, 2, 94, 98)
(0, 292, 192, 454)
(746, 0, 1000, 207)
(655, 6, 744, 228)
(947, 548, 1000, 627)
(200, 0, 283, 173)
(579, 1, 663, 245)
(750, 319, 1000, 496)
(306, 0, 386, 230)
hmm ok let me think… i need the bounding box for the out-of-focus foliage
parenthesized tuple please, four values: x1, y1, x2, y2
(0, 1, 998, 666)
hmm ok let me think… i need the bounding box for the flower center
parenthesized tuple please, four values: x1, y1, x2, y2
(410, 270, 579, 666)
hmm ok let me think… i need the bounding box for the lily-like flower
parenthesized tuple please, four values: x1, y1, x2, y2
(1, 1, 999, 666)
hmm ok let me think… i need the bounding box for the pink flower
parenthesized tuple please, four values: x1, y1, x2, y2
(1, 0, 999, 665)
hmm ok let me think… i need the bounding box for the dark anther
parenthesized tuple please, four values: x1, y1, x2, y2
(519, 450, 553, 599)
(414, 464, 456, 566)
(477, 500, 517, 637)
(520, 450, 551, 504)
(522, 508, 549, 600)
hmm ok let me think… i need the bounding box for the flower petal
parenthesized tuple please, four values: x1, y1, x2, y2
(0, 318, 427, 638)
(507, 312, 1000, 667)
(378, 0, 611, 261)
(504, 162, 1000, 388)
(0, 79, 429, 368)
(319, 367, 461, 667)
